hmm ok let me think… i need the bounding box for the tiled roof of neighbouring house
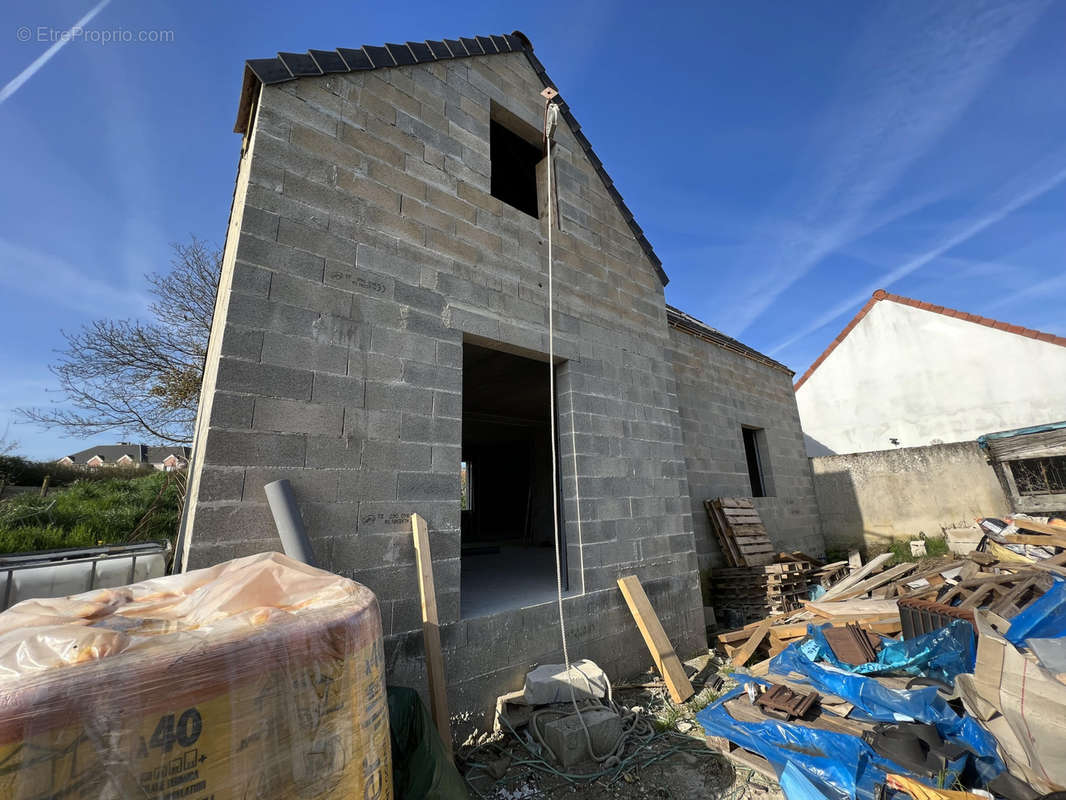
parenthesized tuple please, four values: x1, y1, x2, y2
(793, 289, 1066, 391)
(235, 30, 668, 287)
(666, 304, 793, 375)
(60, 444, 146, 464)
(60, 445, 191, 464)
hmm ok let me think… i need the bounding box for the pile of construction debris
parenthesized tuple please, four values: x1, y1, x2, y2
(701, 505, 1066, 800)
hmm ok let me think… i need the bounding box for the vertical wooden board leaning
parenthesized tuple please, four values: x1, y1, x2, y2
(411, 513, 452, 757)
(617, 575, 694, 704)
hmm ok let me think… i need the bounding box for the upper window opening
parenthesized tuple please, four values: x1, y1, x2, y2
(490, 118, 541, 218)
(742, 427, 769, 498)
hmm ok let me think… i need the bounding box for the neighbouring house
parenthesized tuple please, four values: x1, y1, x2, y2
(796, 290, 1066, 550)
(179, 31, 822, 730)
(979, 421, 1066, 516)
(57, 445, 191, 471)
(795, 289, 1066, 457)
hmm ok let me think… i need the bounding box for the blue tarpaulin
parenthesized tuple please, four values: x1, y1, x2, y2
(697, 681, 984, 800)
(1005, 577, 1066, 645)
(697, 621, 1005, 800)
(793, 620, 975, 685)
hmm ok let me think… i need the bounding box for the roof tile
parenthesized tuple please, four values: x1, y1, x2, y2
(336, 47, 373, 70)
(309, 49, 348, 73)
(443, 38, 468, 56)
(362, 45, 395, 68)
(277, 51, 321, 77)
(406, 41, 435, 62)
(426, 39, 451, 59)
(385, 43, 416, 66)
(460, 37, 483, 55)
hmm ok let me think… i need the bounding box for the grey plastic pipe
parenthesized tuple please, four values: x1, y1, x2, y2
(264, 479, 316, 567)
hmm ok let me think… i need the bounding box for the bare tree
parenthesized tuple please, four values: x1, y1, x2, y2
(0, 423, 17, 456)
(20, 238, 220, 444)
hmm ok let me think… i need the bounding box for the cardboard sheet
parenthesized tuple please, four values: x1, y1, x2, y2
(956, 611, 1066, 793)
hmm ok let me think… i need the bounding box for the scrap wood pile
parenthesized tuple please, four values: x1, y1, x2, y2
(698, 511, 1066, 800)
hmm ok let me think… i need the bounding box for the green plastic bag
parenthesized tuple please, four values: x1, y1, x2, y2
(387, 686, 469, 800)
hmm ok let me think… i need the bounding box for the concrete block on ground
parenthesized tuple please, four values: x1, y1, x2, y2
(540, 708, 622, 768)
(523, 659, 607, 705)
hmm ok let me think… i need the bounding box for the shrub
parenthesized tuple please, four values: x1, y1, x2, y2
(0, 455, 151, 491)
(0, 471, 181, 555)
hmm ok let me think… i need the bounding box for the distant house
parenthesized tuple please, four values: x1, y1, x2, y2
(57, 444, 191, 471)
(795, 290, 1066, 456)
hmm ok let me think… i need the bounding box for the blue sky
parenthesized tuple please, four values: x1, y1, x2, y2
(2, 0, 1064, 460)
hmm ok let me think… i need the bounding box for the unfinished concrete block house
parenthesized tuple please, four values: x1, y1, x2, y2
(181, 30, 822, 728)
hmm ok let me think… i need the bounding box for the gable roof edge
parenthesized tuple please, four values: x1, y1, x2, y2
(794, 289, 1066, 391)
(233, 30, 668, 286)
(666, 304, 793, 375)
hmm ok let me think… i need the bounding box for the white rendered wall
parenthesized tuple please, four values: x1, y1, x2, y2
(796, 301, 1066, 455)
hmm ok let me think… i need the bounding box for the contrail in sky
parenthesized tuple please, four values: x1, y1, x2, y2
(770, 161, 1066, 356)
(0, 0, 112, 106)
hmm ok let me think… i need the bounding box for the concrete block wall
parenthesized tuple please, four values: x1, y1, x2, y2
(811, 441, 1008, 552)
(666, 327, 825, 573)
(183, 49, 706, 734)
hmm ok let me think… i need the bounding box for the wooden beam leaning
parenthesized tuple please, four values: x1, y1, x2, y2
(730, 616, 774, 668)
(411, 512, 452, 757)
(618, 575, 695, 704)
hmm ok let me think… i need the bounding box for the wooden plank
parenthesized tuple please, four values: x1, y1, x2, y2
(411, 513, 452, 757)
(1011, 517, 1066, 536)
(617, 575, 694, 704)
(820, 553, 893, 600)
(828, 562, 919, 601)
(730, 616, 774, 667)
(766, 616, 899, 640)
(1004, 533, 1066, 548)
(805, 598, 901, 617)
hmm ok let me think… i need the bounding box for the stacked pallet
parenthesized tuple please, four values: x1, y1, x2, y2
(711, 561, 812, 625)
(705, 498, 775, 567)
(706, 498, 813, 625)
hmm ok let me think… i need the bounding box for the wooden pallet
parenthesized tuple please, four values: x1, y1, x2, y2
(705, 498, 776, 567)
(705, 737, 777, 782)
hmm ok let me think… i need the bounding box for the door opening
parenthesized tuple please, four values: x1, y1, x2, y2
(461, 343, 564, 617)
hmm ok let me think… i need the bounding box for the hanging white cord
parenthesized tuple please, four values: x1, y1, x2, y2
(544, 97, 571, 675)
(533, 93, 653, 770)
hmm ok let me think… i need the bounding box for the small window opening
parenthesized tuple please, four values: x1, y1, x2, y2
(460, 342, 564, 618)
(490, 118, 542, 218)
(742, 427, 768, 498)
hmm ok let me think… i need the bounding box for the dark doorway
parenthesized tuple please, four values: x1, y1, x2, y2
(461, 343, 563, 617)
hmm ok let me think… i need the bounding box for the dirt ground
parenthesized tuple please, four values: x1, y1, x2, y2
(463, 736, 782, 800)
(459, 662, 784, 800)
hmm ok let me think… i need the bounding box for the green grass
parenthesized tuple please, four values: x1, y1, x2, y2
(828, 535, 950, 566)
(0, 471, 181, 554)
(886, 535, 949, 563)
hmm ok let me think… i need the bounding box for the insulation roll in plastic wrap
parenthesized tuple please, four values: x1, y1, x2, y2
(0, 551, 392, 799)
